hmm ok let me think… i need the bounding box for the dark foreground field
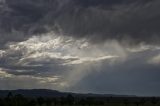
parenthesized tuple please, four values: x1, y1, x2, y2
(0, 94, 160, 106)
(0, 90, 159, 106)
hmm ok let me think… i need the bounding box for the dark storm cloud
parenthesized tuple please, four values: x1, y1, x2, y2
(0, 0, 160, 47)
(1, 0, 160, 95)
(55, 0, 160, 44)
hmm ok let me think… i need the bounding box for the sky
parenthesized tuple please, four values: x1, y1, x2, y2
(0, 0, 160, 96)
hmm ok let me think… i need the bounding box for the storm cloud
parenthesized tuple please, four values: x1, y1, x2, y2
(0, 0, 160, 96)
(0, 0, 160, 45)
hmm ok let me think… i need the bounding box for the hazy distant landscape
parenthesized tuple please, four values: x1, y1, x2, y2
(0, 89, 159, 106)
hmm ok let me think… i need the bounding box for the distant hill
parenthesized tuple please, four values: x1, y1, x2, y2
(0, 89, 135, 98)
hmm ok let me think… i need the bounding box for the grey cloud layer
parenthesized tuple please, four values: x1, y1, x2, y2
(0, 32, 160, 96)
(0, 0, 160, 47)
(0, 0, 160, 96)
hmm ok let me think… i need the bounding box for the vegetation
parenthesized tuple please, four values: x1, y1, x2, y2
(0, 92, 159, 106)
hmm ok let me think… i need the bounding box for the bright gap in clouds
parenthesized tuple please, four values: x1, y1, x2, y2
(0, 31, 128, 90)
(9, 32, 120, 65)
(0, 31, 160, 92)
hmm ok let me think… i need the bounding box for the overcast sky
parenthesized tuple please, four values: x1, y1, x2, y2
(0, 0, 160, 96)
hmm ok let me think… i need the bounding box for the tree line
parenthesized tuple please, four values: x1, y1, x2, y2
(0, 92, 159, 106)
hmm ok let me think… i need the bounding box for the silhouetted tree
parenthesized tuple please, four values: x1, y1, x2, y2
(5, 92, 14, 106)
(1, 92, 160, 106)
(7, 92, 13, 99)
